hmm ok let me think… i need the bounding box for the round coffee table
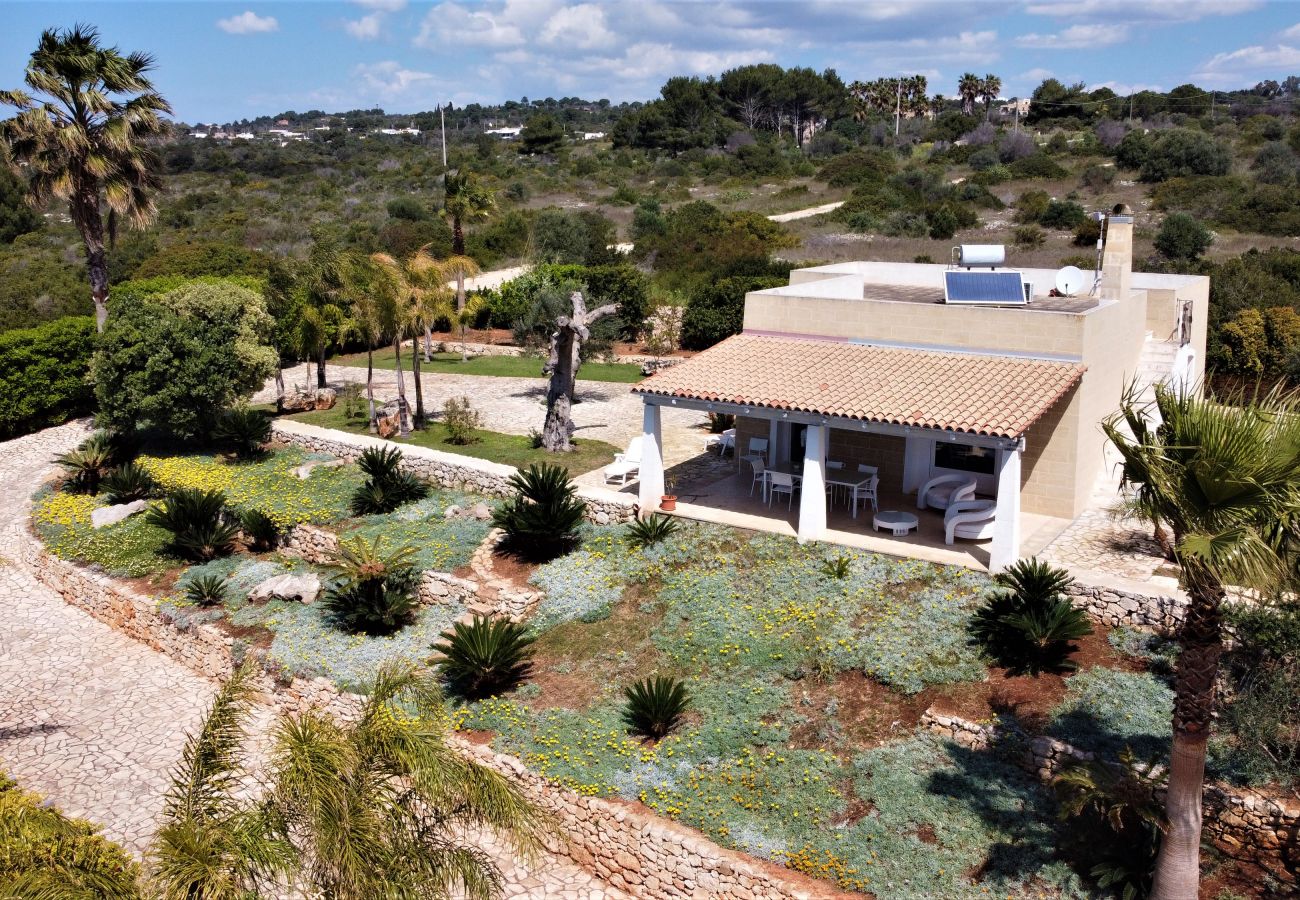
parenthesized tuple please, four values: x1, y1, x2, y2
(873, 510, 919, 536)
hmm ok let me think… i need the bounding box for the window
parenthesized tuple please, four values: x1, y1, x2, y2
(934, 441, 995, 475)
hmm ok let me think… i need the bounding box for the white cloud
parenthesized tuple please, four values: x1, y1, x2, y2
(415, 1, 528, 48)
(352, 60, 436, 98)
(1195, 42, 1300, 86)
(1088, 80, 1165, 95)
(216, 11, 279, 35)
(1282, 22, 1300, 40)
(539, 4, 615, 49)
(345, 13, 383, 40)
(1024, 0, 1260, 22)
(1015, 23, 1129, 49)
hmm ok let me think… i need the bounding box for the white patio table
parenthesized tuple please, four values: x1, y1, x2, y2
(763, 461, 872, 515)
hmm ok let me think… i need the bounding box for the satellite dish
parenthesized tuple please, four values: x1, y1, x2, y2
(1055, 265, 1084, 297)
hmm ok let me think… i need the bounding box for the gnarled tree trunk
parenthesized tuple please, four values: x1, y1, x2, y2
(411, 345, 426, 427)
(541, 291, 618, 452)
(73, 189, 110, 332)
(393, 337, 410, 436)
(1150, 561, 1224, 900)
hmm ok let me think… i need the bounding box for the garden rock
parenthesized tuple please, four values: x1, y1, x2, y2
(376, 404, 401, 439)
(445, 505, 462, 519)
(248, 573, 321, 604)
(290, 458, 345, 480)
(471, 502, 491, 521)
(91, 500, 148, 529)
(313, 388, 337, 410)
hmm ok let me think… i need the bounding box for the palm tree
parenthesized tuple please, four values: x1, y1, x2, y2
(0, 25, 171, 332)
(979, 74, 1003, 117)
(372, 247, 446, 431)
(342, 256, 386, 432)
(294, 303, 352, 393)
(442, 170, 495, 257)
(439, 254, 482, 361)
(957, 72, 981, 116)
(1103, 383, 1300, 899)
(150, 661, 544, 900)
(299, 238, 348, 388)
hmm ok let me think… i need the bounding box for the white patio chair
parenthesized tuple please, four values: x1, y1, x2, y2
(603, 436, 643, 486)
(917, 474, 978, 511)
(850, 475, 879, 517)
(705, 428, 736, 456)
(749, 457, 767, 499)
(824, 460, 847, 503)
(768, 471, 799, 508)
(944, 498, 997, 544)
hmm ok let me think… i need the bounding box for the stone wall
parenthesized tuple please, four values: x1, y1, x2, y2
(1065, 579, 1188, 632)
(920, 709, 1298, 883)
(282, 523, 339, 563)
(272, 419, 636, 525)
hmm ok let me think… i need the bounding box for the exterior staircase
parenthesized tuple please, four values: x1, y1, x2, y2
(1133, 332, 1180, 404)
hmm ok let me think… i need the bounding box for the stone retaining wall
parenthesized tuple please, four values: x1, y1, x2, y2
(1065, 580, 1188, 632)
(920, 709, 1298, 883)
(20, 520, 823, 899)
(272, 419, 636, 525)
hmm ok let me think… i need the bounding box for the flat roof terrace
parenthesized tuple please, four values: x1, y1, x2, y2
(861, 281, 1100, 313)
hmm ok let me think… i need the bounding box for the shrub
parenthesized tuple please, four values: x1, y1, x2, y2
(442, 396, 481, 445)
(1013, 189, 1050, 224)
(1140, 128, 1231, 182)
(0, 316, 96, 439)
(213, 404, 272, 459)
(55, 435, 114, 494)
(492, 463, 585, 560)
(434, 615, 535, 699)
(239, 508, 280, 551)
(626, 514, 681, 548)
(102, 461, 156, 504)
(1154, 212, 1212, 260)
(185, 573, 229, 607)
(680, 275, 785, 350)
(622, 675, 690, 740)
(1039, 200, 1087, 230)
(1081, 164, 1116, 190)
(1251, 141, 1298, 186)
(1007, 154, 1067, 179)
(1073, 218, 1102, 247)
(820, 555, 852, 579)
(816, 149, 896, 187)
(706, 412, 735, 433)
(1115, 130, 1150, 170)
(146, 487, 240, 561)
(1014, 225, 1045, 248)
(321, 536, 419, 635)
(968, 557, 1089, 675)
(927, 205, 959, 240)
(350, 446, 429, 515)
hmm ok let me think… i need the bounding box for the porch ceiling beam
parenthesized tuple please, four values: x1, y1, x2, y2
(644, 395, 1020, 451)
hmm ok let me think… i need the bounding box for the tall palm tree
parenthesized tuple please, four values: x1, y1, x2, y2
(957, 72, 981, 116)
(1104, 383, 1300, 899)
(979, 74, 1003, 117)
(439, 254, 482, 361)
(342, 256, 386, 432)
(150, 661, 544, 900)
(0, 25, 171, 332)
(372, 247, 446, 432)
(441, 169, 495, 257)
(300, 238, 348, 388)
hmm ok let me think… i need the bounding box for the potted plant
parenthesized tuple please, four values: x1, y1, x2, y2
(660, 476, 678, 512)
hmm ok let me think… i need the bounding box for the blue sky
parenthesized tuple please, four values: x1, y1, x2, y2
(2, 1, 1299, 123)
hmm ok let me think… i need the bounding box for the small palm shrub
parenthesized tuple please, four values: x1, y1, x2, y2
(442, 396, 482, 445)
(101, 461, 156, 504)
(820, 555, 852, 579)
(350, 446, 429, 515)
(434, 615, 535, 699)
(214, 404, 272, 459)
(239, 508, 280, 551)
(622, 675, 690, 740)
(185, 574, 229, 607)
(321, 536, 419, 635)
(146, 488, 240, 562)
(968, 557, 1090, 675)
(491, 463, 585, 559)
(55, 435, 114, 494)
(625, 513, 680, 548)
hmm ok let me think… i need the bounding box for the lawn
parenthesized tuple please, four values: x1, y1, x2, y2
(287, 405, 620, 476)
(334, 347, 644, 383)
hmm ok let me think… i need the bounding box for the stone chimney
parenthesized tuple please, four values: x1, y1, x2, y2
(1099, 203, 1133, 303)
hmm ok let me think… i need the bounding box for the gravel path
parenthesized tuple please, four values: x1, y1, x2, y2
(0, 422, 625, 897)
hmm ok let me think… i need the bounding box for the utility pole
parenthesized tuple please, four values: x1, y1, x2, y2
(1128, 93, 1134, 125)
(440, 103, 447, 168)
(894, 79, 902, 137)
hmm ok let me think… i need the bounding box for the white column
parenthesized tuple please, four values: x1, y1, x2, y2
(797, 424, 827, 543)
(767, 419, 779, 465)
(638, 403, 665, 514)
(902, 434, 932, 494)
(989, 442, 1022, 572)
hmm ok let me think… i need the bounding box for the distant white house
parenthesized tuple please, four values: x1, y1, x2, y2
(375, 127, 421, 136)
(582, 131, 606, 140)
(267, 128, 306, 141)
(189, 131, 208, 139)
(999, 98, 1031, 118)
(234, 132, 255, 140)
(484, 126, 523, 140)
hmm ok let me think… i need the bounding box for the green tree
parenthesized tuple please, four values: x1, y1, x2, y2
(0, 25, 171, 331)
(1139, 129, 1231, 182)
(1104, 385, 1300, 899)
(521, 112, 564, 154)
(0, 167, 40, 244)
(441, 169, 495, 257)
(681, 274, 786, 350)
(1154, 213, 1213, 260)
(0, 316, 96, 438)
(149, 661, 543, 900)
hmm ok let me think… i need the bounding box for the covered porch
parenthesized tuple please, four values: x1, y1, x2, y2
(629, 334, 1084, 572)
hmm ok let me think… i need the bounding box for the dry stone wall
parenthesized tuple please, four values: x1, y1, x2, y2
(920, 709, 1298, 884)
(1064, 580, 1188, 631)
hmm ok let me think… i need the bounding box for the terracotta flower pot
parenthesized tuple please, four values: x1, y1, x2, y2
(660, 495, 677, 512)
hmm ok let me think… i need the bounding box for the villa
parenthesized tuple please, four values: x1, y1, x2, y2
(631, 207, 1209, 571)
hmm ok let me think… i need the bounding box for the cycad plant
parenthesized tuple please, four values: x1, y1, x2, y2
(146, 488, 240, 562)
(622, 675, 691, 741)
(184, 574, 229, 608)
(350, 445, 429, 515)
(625, 513, 680, 548)
(320, 536, 419, 635)
(102, 461, 156, 504)
(491, 463, 585, 560)
(55, 434, 115, 494)
(238, 508, 280, 552)
(214, 405, 272, 460)
(968, 557, 1090, 675)
(434, 615, 535, 700)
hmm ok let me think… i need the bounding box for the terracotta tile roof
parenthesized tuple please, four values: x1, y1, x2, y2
(635, 334, 1084, 439)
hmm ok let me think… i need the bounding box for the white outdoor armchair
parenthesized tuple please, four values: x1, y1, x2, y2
(603, 436, 643, 485)
(917, 474, 978, 511)
(944, 499, 997, 544)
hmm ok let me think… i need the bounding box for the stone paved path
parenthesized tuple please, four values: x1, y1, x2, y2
(0, 423, 626, 897)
